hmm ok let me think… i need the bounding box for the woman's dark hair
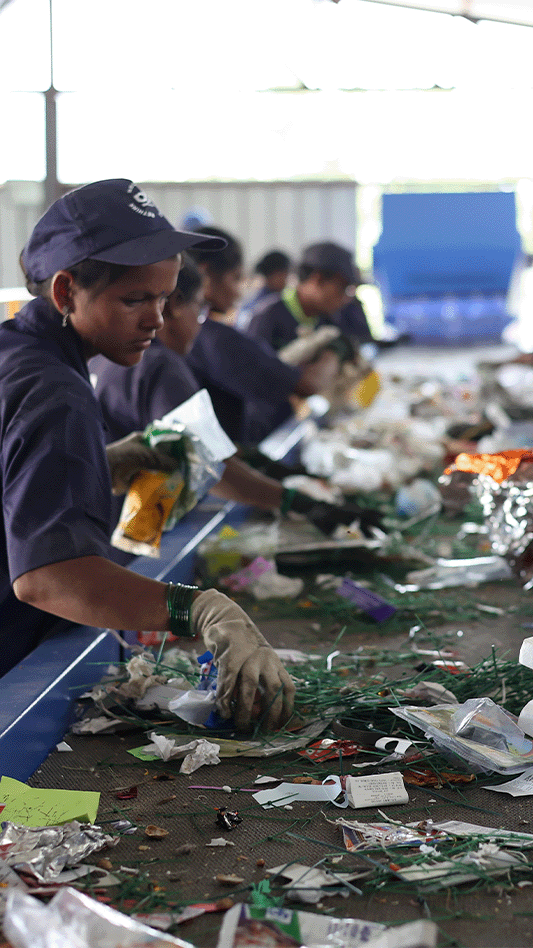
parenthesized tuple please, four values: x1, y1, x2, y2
(187, 225, 242, 275)
(173, 253, 202, 304)
(20, 255, 132, 300)
(256, 250, 291, 277)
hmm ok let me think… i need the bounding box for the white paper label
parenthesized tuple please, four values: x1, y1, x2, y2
(345, 771, 409, 809)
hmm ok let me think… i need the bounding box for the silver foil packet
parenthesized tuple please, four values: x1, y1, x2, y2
(0, 820, 116, 883)
(473, 463, 533, 586)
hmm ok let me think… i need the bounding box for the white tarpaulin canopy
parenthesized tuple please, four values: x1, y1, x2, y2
(1, 0, 532, 184)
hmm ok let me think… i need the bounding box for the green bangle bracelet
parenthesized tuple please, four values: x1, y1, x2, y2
(280, 487, 297, 516)
(166, 582, 198, 638)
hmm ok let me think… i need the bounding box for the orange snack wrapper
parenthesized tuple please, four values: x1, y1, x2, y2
(115, 470, 185, 556)
(445, 449, 533, 484)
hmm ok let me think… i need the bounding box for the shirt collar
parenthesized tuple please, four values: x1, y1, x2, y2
(281, 286, 316, 327)
(15, 297, 91, 382)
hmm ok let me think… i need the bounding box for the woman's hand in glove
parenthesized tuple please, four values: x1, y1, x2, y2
(282, 488, 384, 538)
(307, 501, 385, 538)
(191, 589, 295, 731)
(105, 432, 177, 495)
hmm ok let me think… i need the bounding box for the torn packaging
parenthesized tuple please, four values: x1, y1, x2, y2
(266, 863, 366, 904)
(335, 819, 448, 853)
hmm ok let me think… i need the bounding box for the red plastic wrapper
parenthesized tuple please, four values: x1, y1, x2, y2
(297, 739, 361, 763)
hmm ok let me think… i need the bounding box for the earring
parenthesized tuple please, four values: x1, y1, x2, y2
(62, 307, 71, 328)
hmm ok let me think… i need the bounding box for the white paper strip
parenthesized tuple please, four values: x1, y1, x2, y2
(253, 775, 347, 808)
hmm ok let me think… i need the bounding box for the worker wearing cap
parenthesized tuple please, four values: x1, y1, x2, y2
(91, 255, 383, 537)
(0, 179, 295, 731)
(183, 227, 349, 446)
(247, 242, 366, 353)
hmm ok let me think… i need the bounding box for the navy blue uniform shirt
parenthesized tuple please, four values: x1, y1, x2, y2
(90, 339, 200, 444)
(185, 319, 301, 445)
(0, 298, 113, 677)
(235, 287, 277, 332)
(247, 294, 373, 349)
(247, 295, 300, 351)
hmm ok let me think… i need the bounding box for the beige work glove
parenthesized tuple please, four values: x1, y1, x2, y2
(278, 325, 341, 366)
(105, 432, 177, 495)
(191, 589, 295, 731)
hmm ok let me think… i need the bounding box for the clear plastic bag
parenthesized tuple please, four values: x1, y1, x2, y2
(396, 556, 512, 591)
(112, 391, 233, 557)
(391, 697, 533, 774)
(4, 886, 192, 948)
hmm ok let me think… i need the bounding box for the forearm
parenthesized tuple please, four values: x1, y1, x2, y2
(211, 457, 283, 510)
(13, 556, 177, 632)
(294, 350, 340, 397)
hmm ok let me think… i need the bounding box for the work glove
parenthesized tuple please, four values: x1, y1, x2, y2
(278, 326, 341, 366)
(105, 432, 177, 495)
(307, 501, 385, 538)
(282, 488, 385, 539)
(190, 589, 296, 731)
(323, 332, 357, 364)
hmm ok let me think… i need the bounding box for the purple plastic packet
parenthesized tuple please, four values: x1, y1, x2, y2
(337, 578, 396, 622)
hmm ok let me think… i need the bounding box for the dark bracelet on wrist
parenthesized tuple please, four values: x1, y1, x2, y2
(280, 486, 297, 515)
(166, 582, 199, 638)
(281, 487, 320, 517)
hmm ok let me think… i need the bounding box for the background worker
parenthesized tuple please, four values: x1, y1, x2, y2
(0, 179, 294, 731)
(236, 249, 292, 331)
(184, 227, 352, 446)
(247, 241, 362, 354)
(91, 255, 384, 536)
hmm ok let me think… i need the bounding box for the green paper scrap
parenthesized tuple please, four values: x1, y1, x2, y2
(0, 775, 100, 827)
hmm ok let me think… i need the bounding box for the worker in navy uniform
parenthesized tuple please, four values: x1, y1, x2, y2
(183, 227, 351, 446)
(235, 249, 292, 331)
(0, 179, 295, 732)
(91, 256, 383, 536)
(247, 242, 373, 350)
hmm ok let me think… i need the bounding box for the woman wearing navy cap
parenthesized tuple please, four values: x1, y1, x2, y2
(0, 179, 294, 731)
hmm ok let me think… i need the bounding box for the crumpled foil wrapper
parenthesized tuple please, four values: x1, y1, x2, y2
(0, 820, 116, 883)
(473, 463, 533, 586)
(438, 470, 475, 516)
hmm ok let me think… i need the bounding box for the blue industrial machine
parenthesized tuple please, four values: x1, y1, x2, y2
(373, 191, 522, 344)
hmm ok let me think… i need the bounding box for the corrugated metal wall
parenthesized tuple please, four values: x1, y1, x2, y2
(0, 180, 357, 288)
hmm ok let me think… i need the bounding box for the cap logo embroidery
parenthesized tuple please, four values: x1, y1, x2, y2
(126, 182, 161, 219)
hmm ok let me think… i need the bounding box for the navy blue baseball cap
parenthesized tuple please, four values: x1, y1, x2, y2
(21, 178, 226, 283)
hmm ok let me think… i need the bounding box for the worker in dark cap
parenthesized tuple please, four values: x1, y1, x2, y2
(247, 241, 368, 351)
(0, 179, 295, 731)
(183, 228, 353, 446)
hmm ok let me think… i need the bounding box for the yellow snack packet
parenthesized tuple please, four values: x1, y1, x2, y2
(353, 369, 381, 408)
(112, 470, 185, 557)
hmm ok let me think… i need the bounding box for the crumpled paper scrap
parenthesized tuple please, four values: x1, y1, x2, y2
(266, 862, 363, 904)
(71, 716, 125, 735)
(250, 569, 304, 600)
(141, 733, 220, 773)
